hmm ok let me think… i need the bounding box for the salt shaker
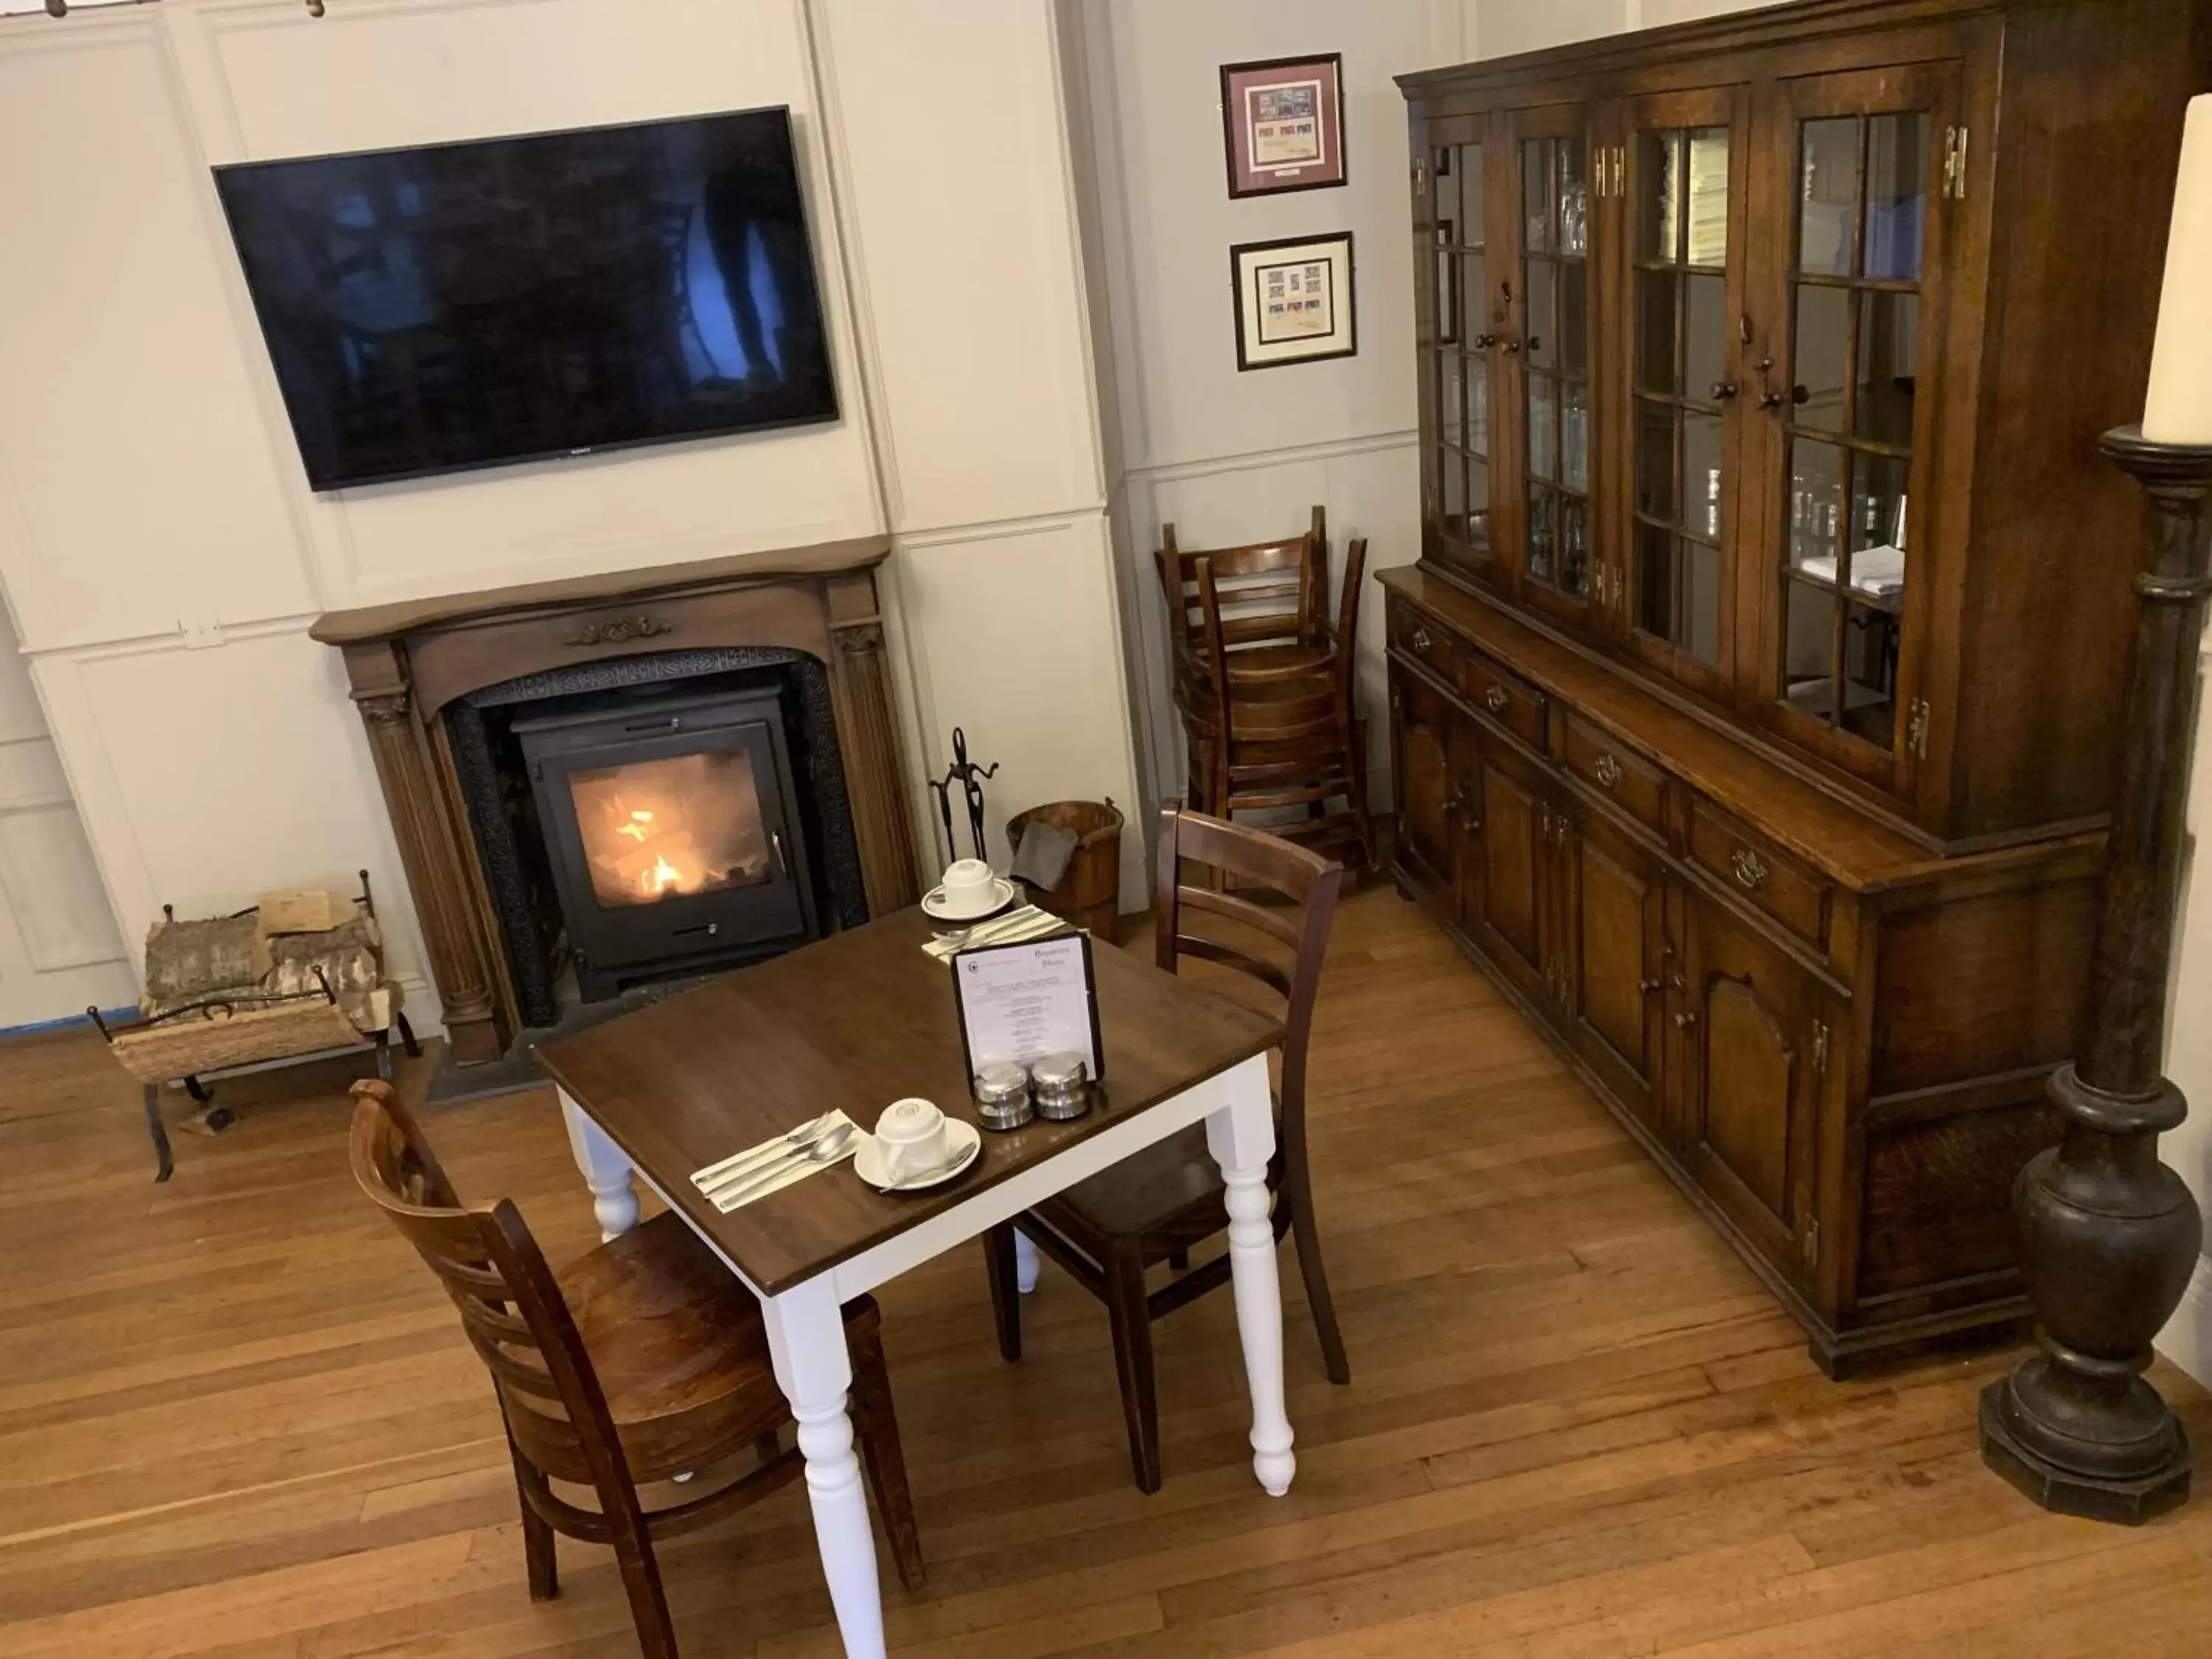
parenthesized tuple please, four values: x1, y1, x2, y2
(1028, 1051, 1091, 1121)
(973, 1060, 1034, 1131)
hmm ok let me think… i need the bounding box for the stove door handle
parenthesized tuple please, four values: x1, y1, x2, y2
(771, 829, 790, 878)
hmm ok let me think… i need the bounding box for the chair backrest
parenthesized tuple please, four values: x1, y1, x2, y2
(1192, 556, 1340, 754)
(1155, 505, 1329, 657)
(1152, 809, 1342, 1138)
(347, 1079, 630, 1492)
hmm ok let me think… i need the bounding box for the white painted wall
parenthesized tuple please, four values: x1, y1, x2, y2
(0, 0, 1138, 1034)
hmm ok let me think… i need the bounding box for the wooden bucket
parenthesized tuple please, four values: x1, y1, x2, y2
(1009, 799, 1124, 941)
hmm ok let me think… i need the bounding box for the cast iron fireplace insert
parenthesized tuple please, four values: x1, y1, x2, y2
(514, 681, 819, 1000)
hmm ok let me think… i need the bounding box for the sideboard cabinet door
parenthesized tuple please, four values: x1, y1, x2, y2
(1391, 670, 1459, 911)
(1464, 733, 1554, 1009)
(1669, 885, 1827, 1286)
(1558, 803, 1669, 1136)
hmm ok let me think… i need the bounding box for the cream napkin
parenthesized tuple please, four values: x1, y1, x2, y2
(691, 1110, 860, 1214)
(921, 904, 1072, 962)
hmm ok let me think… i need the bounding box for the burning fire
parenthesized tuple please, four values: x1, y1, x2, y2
(569, 754, 769, 910)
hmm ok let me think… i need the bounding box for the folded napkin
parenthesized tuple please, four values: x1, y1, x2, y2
(691, 1110, 860, 1214)
(920, 904, 1072, 962)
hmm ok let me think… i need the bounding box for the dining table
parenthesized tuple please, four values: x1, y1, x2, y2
(535, 905, 1293, 1659)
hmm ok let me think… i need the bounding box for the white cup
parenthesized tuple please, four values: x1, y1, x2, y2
(875, 1097, 950, 1181)
(937, 857, 998, 917)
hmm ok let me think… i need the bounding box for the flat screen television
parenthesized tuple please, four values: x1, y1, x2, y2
(214, 108, 838, 490)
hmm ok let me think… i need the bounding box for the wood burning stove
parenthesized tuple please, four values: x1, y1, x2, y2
(515, 682, 819, 999)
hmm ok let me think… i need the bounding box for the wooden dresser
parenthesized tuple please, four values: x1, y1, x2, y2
(1387, 0, 2211, 1373)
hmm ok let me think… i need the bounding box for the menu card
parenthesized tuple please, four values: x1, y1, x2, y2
(950, 932, 1105, 1081)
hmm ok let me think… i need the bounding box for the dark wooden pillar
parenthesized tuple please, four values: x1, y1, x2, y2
(1979, 427, 2212, 1523)
(827, 605, 924, 914)
(352, 675, 507, 1066)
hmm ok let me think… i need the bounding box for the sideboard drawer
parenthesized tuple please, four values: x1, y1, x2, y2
(1461, 647, 1547, 753)
(1390, 605, 1466, 685)
(1686, 798, 1830, 947)
(1562, 714, 1665, 835)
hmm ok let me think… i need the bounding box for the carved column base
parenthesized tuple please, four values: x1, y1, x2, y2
(1980, 1365, 2191, 1526)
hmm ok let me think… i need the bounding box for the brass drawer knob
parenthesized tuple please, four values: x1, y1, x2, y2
(1484, 685, 1509, 714)
(1674, 1009, 1700, 1030)
(1731, 847, 1770, 891)
(1594, 753, 1623, 789)
(1412, 627, 1433, 652)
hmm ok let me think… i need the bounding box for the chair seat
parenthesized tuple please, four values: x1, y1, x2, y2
(515, 1213, 796, 1483)
(1038, 1110, 1284, 1251)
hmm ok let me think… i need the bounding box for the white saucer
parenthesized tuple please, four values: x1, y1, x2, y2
(854, 1119, 983, 1192)
(922, 877, 1016, 923)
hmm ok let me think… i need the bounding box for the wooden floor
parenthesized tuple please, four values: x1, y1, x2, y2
(5, 888, 2212, 1657)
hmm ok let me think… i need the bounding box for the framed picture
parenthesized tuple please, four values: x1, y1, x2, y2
(1220, 52, 1346, 198)
(1231, 232, 1356, 372)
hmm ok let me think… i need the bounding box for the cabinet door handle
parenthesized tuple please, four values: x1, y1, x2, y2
(1472, 332, 1498, 349)
(1501, 337, 1523, 355)
(1674, 1010, 1700, 1030)
(1593, 753, 1623, 789)
(1484, 685, 1509, 714)
(1710, 380, 1739, 401)
(1639, 975, 1663, 995)
(1412, 627, 1432, 653)
(1731, 847, 1770, 891)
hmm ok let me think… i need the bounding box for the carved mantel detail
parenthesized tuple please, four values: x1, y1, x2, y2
(313, 538, 923, 1064)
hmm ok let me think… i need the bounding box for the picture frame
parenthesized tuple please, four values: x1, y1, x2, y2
(1230, 232, 1357, 372)
(1220, 52, 1346, 198)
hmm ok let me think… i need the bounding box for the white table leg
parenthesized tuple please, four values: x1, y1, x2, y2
(763, 1273, 886, 1659)
(558, 1089, 639, 1240)
(1012, 1227, 1040, 1294)
(1206, 1056, 1295, 1497)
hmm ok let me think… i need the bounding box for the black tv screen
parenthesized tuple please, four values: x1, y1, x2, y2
(214, 109, 838, 490)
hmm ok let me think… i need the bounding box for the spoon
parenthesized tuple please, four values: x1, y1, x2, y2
(707, 1124, 856, 1208)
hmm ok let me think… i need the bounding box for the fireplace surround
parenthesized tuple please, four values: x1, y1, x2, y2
(312, 537, 924, 1065)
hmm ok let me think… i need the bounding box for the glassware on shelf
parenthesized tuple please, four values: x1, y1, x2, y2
(1562, 387, 1589, 492)
(1705, 467, 1722, 540)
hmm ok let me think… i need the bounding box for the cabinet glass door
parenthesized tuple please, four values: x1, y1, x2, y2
(1514, 114, 1596, 610)
(1762, 66, 1956, 774)
(1622, 89, 1748, 693)
(1424, 128, 1492, 578)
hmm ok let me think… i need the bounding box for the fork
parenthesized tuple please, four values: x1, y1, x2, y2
(690, 1110, 836, 1189)
(707, 1124, 858, 1208)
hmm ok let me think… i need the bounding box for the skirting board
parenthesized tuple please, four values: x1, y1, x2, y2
(2154, 1251, 2212, 1389)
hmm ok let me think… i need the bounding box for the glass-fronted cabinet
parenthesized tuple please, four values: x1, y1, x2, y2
(1509, 107, 1599, 617)
(1419, 122, 1493, 580)
(1620, 88, 1750, 698)
(1758, 66, 1958, 786)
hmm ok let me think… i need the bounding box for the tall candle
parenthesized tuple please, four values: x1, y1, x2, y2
(2143, 95, 2212, 445)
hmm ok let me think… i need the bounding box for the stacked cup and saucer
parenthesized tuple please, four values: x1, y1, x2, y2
(855, 1096, 981, 1193)
(922, 857, 1016, 928)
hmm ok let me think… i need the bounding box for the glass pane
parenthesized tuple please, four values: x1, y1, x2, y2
(1683, 411, 1725, 542)
(1559, 495, 1590, 599)
(1441, 445, 1467, 527)
(1787, 437, 1847, 574)
(1470, 362, 1490, 455)
(1681, 537, 1721, 665)
(1635, 399, 1679, 521)
(1528, 487, 1557, 583)
(1638, 268, 1680, 395)
(1848, 450, 1910, 600)
(571, 750, 768, 908)
(1440, 353, 1464, 447)
(1523, 140, 1551, 254)
(1561, 382, 1590, 493)
(1686, 127, 1730, 267)
(1685, 273, 1727, 403)
(1529, 373, 1557, 479)
(1458, 142, 1486, 243)
(1792, 284, 1851, 433)
(1433, 147, 1462, 245)
(1469, 456, 1490, 516)
(1855, 288, 1919, 446)
(1798, 116, 1859, 276)
(1638, 131, 1682, 262)
(1865, 113, 1928, 281)
(1635, 523, 1674, 639)
(1559, 262, 1588, 378)
(1842, 602, 1899, 747)
(1784, 576, 1839, 722)
(1459, 251, 1488, 353)
(1559, 136, 1590, 257)
(1527, 260, 1557, 369)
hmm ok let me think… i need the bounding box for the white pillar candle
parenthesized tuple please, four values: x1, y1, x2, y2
(2143, 95, 2212, 445)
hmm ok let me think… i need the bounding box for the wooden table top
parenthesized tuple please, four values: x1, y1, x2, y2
(535, 908, 1283, 1295)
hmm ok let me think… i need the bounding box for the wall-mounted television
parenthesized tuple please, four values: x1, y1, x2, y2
(214, 108, 838, 491)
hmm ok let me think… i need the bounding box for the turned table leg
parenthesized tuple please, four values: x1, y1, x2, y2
(763, 1273, 886, 1659)
(1206, 1054, 1295, 1498)
(558, 1089, 639, 1240)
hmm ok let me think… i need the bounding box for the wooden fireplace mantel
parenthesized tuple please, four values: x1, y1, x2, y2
(316, 536, 925, 1065)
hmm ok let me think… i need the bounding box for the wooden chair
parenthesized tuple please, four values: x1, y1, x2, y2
(981, 809, 1348, 1492)
(347, 1079, 923, 1659)
(1154, 509, 1374, 871)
